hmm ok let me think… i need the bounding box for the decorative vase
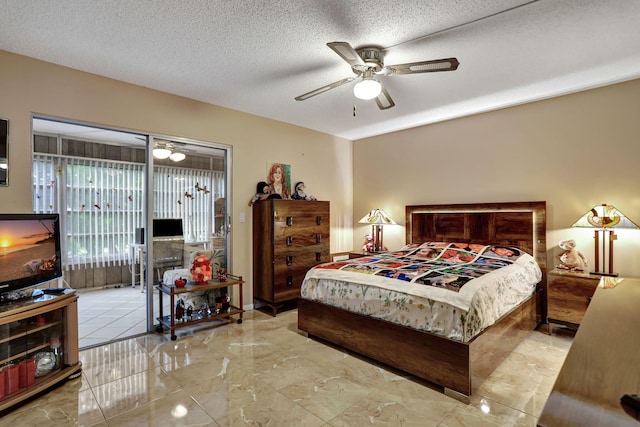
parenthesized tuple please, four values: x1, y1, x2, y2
(190, 254, 212, 285)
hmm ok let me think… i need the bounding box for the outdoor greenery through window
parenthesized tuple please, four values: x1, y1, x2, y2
(33, 134, 225, 270)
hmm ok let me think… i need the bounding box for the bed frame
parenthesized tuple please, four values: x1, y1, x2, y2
(298, 201, 547, 401)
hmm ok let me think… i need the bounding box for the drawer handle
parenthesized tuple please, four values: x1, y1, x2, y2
(286, 236, 293, 246)
(286, 275, 293, 287)
(286, 216, 293, 226)
(316, 252, 321, 262)
(316, 216, 322, 225)
(316, 234, 321, 243)
(286, 256, 293, 266)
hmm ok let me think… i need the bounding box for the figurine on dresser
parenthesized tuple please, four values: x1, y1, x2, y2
(291, 182, 316, 201)
(248, 181, 281, 206)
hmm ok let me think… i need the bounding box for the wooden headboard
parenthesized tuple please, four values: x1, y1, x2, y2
(406, 201, 547, 318)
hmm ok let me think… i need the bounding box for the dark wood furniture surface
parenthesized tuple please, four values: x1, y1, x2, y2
(547, 269, 600, 326)
(156, 275, 244, 340)
(538, 277, 640, 427)
(348, 251, 373, 259)
(0, 290, 82, 412)
(253, 200, 330, 315)
(298, 201, 547, 401)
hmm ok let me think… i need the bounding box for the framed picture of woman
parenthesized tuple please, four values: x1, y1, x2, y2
(267, 162, 291, 199)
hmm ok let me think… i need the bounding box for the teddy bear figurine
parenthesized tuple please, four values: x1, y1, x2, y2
(248, 181, 282, 206)
(362, 234, 375, 252)
(556, 239, 588, 271)
(248, 181, 271, 206)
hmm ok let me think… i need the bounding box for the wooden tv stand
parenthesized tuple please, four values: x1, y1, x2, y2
(0, 289, 82, 412)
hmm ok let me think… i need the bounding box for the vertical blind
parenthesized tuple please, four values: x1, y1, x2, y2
(153, 166, 225, 242)
(33, 155, 224, 270)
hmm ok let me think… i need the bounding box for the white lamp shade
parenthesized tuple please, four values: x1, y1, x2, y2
(153, 147, 172, 159)
(571, 204, 639, 229)
(169, 152, 186, 162)
(353, 79, 382, 100)
(358, 209, 396, 225)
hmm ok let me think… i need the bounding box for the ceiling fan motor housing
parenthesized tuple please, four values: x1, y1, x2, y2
(355, 47, 383, 72)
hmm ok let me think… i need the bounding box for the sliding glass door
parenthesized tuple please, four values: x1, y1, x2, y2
(32, 117, 230, 346)
(146, 136, 228, 331)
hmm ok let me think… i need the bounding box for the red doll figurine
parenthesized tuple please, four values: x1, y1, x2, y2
(362, 234, 375, 252)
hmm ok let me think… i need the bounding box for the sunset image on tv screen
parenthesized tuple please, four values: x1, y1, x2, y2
(0, 219, 58, 283)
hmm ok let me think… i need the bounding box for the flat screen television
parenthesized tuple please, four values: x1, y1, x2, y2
(0, 213, 63, 294)
(153, 218, 183, 238)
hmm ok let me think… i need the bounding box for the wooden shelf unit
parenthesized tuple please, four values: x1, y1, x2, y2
(156, 275, 244, 340)
(0, 289, 81, 412)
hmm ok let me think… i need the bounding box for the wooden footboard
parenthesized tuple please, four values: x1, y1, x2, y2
(468, 293, 538, 391)
(298, 293, 537, 398)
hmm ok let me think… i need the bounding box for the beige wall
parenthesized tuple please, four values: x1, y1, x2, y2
(0, 50, 353, 307)
(3, 47, 640, 294)
(354, 78, 640, 278)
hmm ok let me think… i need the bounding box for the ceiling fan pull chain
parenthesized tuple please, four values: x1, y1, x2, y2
(353, 103, 356, 117)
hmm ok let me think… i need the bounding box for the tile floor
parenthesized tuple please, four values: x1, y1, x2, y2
(2, 305, 574, 426)
(77, 285, 170, 349)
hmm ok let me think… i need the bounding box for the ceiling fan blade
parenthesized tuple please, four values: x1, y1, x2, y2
(375, 83, 395, 110)
(386, 58, 459, 75)
(327, 41, 365, 68)
(295, 76, 356, 101)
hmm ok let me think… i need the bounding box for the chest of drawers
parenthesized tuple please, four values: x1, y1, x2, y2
(252, 200, 330, 315)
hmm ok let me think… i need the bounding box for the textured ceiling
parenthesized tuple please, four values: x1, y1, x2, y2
(2, 0, 640, 140)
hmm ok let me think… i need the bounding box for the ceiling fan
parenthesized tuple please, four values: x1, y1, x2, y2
(151, 140, 196, 162)
(295, 41, 459, 110)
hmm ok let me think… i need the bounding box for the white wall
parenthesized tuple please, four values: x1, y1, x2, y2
(353, 79, 640, 278)
(0, 50, 353, 307)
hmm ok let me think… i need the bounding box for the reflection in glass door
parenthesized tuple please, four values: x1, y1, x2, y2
(147, 137, 229, 331)
(31, 117, 229, 348)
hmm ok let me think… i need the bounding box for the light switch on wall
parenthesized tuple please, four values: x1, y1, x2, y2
(239, 212, 245, 223)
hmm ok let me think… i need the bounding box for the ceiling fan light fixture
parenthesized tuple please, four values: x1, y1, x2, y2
(169, 151, 186, 162)
(295, 41, 458, 110)
(152, 147, 172, 159)
(353, 78, 382, 100)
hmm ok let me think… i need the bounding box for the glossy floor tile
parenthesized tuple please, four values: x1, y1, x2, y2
(77, 285, 170, 348)
(1, 309, 573, 426)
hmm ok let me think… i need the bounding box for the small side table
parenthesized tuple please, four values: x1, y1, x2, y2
(547, 269, 601, 329)
(348, 251, 379, 259)
(156, 275, 244, 340)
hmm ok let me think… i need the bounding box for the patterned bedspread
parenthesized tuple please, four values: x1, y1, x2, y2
(300, 242, 542, 342)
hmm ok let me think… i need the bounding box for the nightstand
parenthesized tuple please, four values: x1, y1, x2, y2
(348, 251, 377, 259)
(547, 269, 602, 328)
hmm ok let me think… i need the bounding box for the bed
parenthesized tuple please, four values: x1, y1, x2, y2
(297, 201, 547, 401)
